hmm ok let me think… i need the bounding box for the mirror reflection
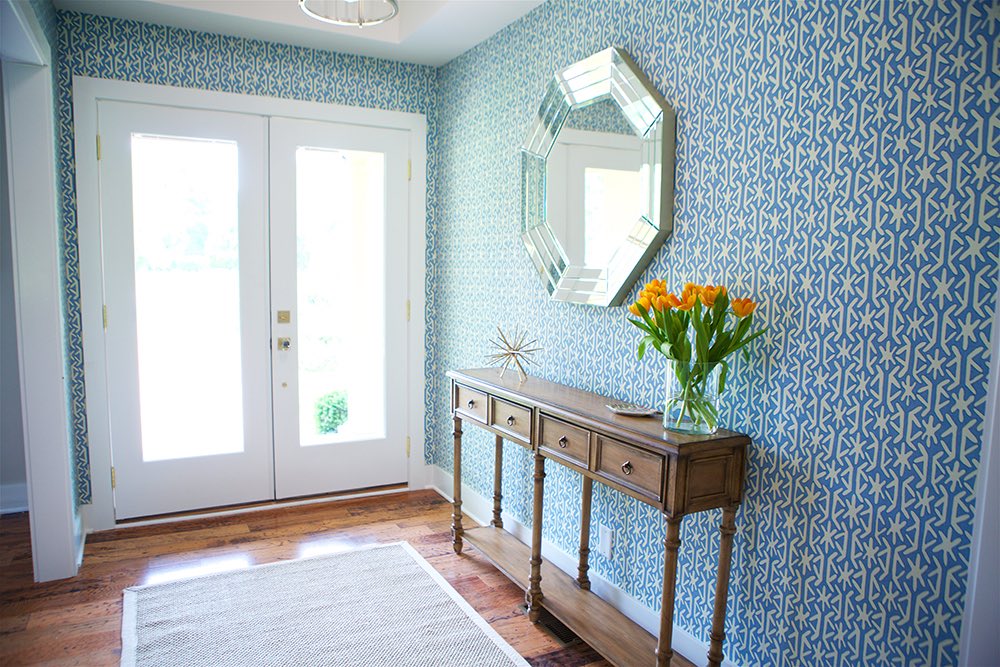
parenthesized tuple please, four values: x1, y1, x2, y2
(546, 100, 643, 268)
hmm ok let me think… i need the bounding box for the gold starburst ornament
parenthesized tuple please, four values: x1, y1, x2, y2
(486, 327, 541, 382)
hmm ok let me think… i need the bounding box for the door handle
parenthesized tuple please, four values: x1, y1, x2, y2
(277, 337, 292, 351)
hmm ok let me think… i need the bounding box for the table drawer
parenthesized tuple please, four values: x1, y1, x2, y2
(539, 414, 590, 467)
(595, 436, 664, 503)
(454, 384, 487, 423)
(489, 397, 532, 442)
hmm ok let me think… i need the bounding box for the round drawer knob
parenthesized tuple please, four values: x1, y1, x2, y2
(621, 461, 633, 476)
(558, 436, 568, 448)
(467, 399, 475, 409)
(507, 415, 516, 426)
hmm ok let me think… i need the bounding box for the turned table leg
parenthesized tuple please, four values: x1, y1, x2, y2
(492, 435, 504, 529)
(451, 416, 464, 554)
(707, 507, 737, 667)
(656, 516, 683, 667)
(577, 475, 592, 589)
(526, 451, 546, 622)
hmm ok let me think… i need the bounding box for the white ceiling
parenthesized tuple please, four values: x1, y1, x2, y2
(52, 0, 545, 66)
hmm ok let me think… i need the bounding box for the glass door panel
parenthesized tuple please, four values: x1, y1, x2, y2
(295, 147, 385, 447)
(130, 134, 245, 462)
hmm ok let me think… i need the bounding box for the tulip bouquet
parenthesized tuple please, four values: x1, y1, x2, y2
(627, 280, 766, 433)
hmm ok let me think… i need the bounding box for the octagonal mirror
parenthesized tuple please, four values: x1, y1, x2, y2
(521, 47, 675, 306)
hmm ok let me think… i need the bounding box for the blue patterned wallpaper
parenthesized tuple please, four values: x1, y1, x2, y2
(53, 10, 439, 504)
(428, 1, 998, 666)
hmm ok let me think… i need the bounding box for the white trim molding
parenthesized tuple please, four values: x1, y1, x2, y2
(2, 0, 83, 581)
(405, 112, 428, 492)
(0, 0, 46, 66)
(72, 76, 428, 530)
(959, 282, 1000, 665)
(426, 464, 740, 667)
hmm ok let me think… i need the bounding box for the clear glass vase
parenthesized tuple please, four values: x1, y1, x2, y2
(663, 358, 722, 434)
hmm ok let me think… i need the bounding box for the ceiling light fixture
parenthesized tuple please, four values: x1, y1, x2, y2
(299, 0, 399, 28)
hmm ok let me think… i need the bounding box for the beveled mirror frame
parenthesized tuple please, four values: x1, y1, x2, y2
(521, 47, 676, 306)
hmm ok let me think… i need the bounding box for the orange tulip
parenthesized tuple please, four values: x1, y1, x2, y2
(732, 297, 757, 318)
(638, 296, 652, 312)
(652, 294, 674, 311)
(680, 284, 699, 306)
(663, 292, 681, 309)
(700, 285, 725, 307)
(628, 303, 641, 316)
(677, 290, 698, 311)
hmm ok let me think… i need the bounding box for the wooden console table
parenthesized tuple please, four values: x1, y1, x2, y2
(447, 368, 749, 667)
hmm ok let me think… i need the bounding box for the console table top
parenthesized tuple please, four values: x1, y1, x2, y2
(447, 367, 750, 456)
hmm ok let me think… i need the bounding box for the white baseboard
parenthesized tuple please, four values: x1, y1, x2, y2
(425, 464, 739, 667)
(0, 482, 28, 514)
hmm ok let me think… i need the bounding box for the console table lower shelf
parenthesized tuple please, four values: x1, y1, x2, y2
(464, 525, 657, 667)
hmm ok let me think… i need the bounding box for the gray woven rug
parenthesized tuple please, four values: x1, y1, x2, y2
(121, 542, 528, 666)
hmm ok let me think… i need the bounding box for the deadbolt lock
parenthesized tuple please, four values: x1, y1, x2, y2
(276, 310, 291, 323)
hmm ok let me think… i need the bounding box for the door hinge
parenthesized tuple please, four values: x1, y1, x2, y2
(406, 299, 411, 322)
(407, 159, 412, 181)
(406, 436, 411, 458)
(96, 134, 101, 161)
(110, 466, 116, 489)
(102, 304, 108, 330)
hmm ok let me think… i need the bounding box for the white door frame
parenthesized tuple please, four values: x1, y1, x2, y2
(74, 77, 427, 531)
(1, 0, 83, 580)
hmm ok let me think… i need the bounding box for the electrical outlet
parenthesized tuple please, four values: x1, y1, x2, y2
(597, 525, 614, 559)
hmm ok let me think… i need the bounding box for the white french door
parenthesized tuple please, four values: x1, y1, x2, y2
(268, 118, 409, 499)
(99, 101, 273, 519)
(98, 102, 409, 519)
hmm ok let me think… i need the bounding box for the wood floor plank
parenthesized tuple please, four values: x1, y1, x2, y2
(0, 491, 694, 667)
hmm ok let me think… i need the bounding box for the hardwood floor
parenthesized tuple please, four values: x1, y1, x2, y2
(0, 490, 694, 666)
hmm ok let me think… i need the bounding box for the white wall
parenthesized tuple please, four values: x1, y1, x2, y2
(0, 65, 28, 515)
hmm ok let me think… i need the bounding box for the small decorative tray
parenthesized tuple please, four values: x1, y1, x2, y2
(605, 401, 659, 417)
